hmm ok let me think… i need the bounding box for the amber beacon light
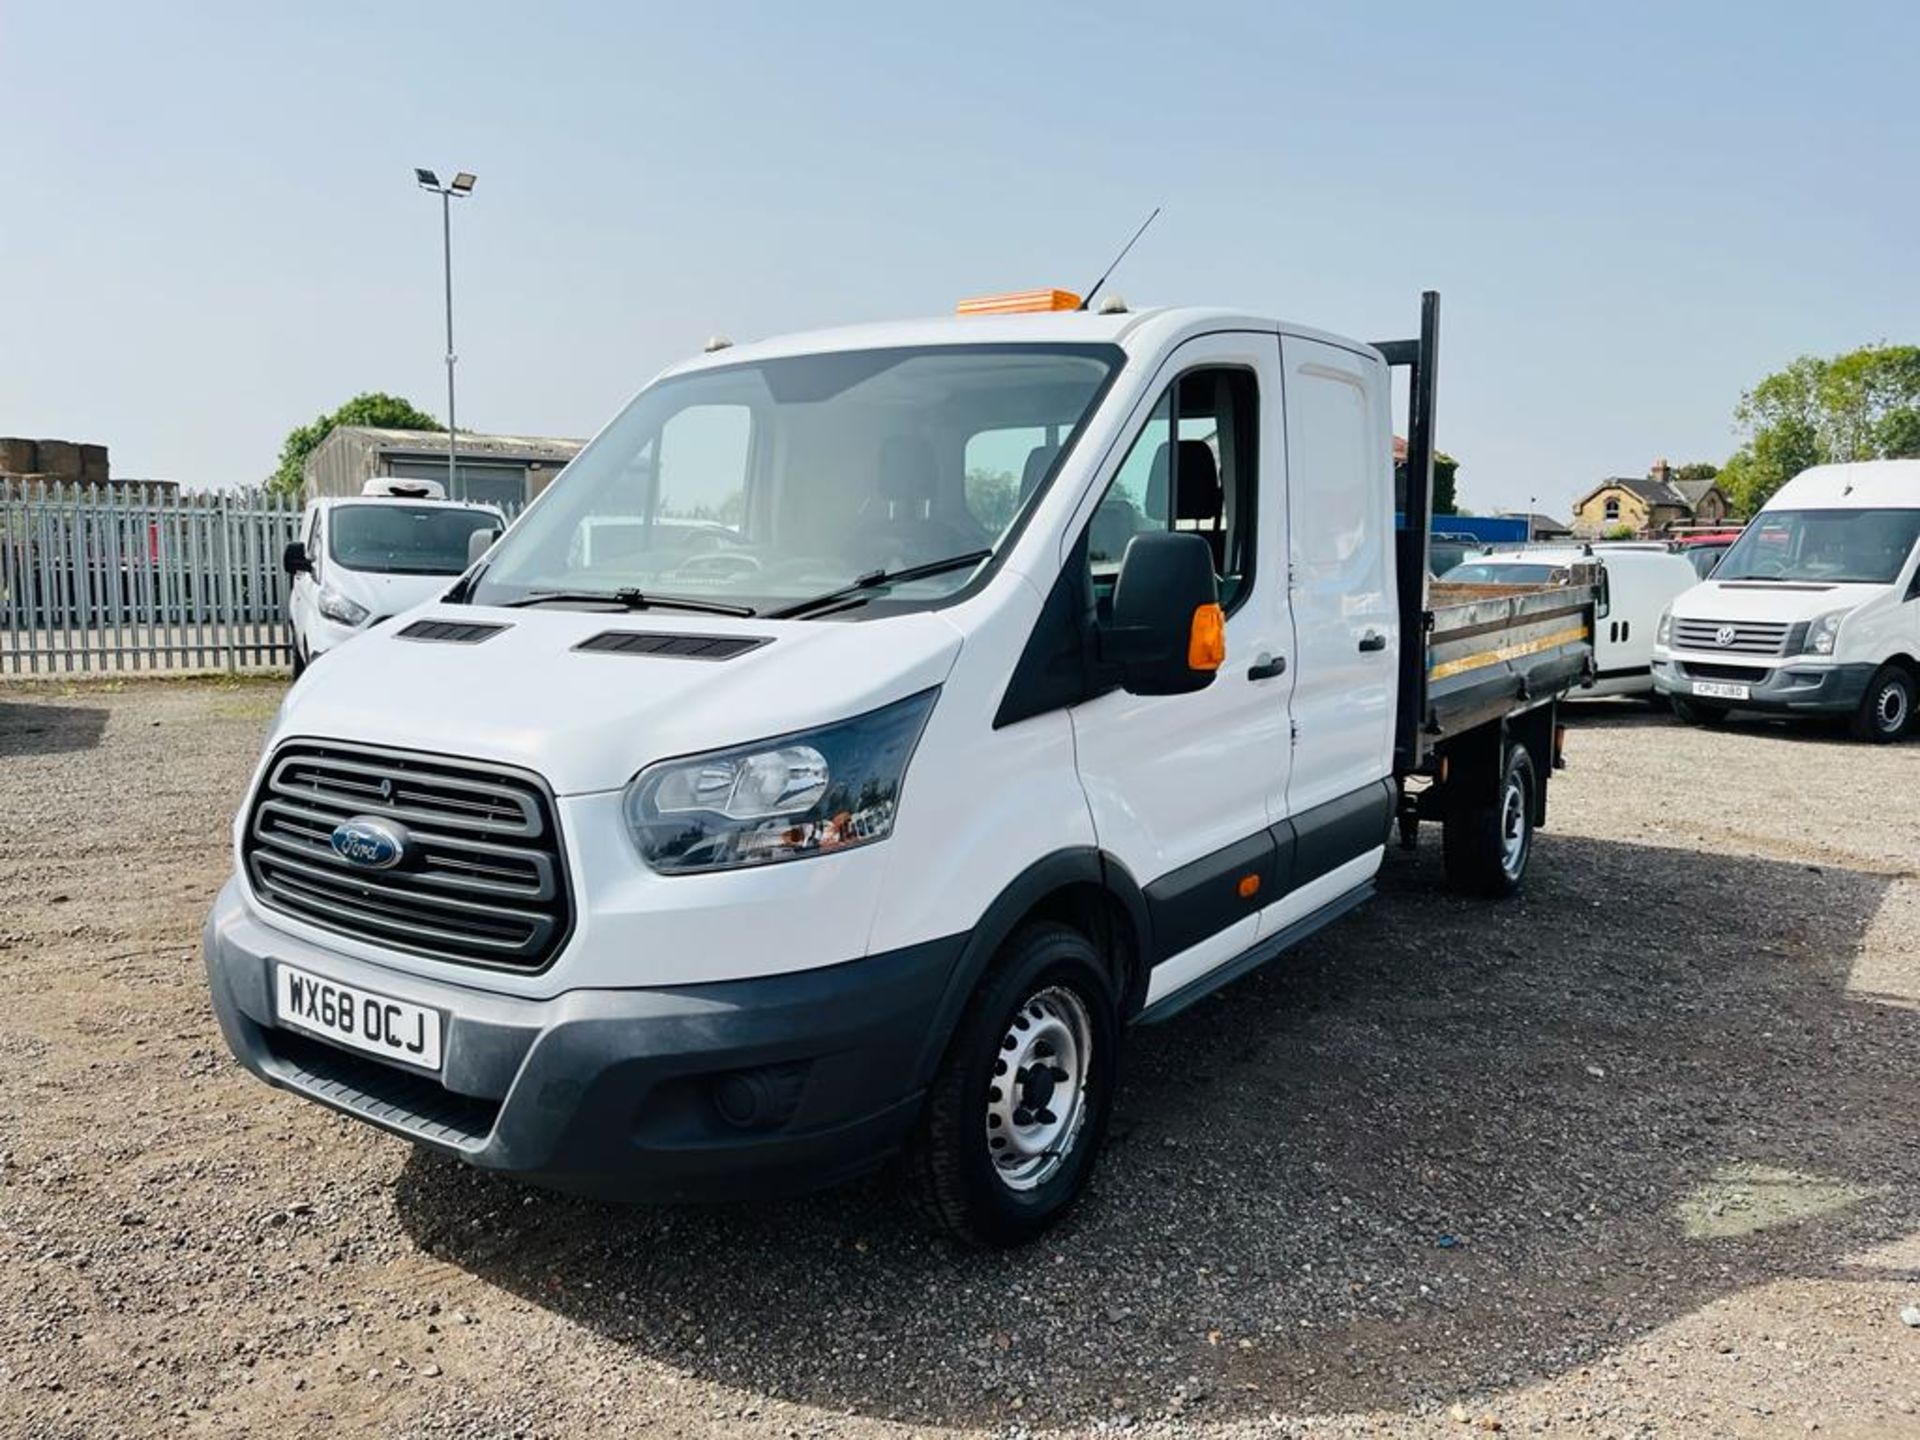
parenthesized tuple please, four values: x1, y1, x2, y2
(955, 288, 1084, 315)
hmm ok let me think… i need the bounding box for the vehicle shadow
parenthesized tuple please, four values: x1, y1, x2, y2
(1560, 696, 1911, 747)
(1557, 696, 1671, 728)
(392, 836, 1916, 1427)
(0, 699, 109, 757)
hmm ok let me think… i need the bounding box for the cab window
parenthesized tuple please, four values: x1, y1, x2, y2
(1083, 367, 1257, 610)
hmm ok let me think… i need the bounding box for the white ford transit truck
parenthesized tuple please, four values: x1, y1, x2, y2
(1652, 461, 1920, 740)
(205, 291, 1596, 1245)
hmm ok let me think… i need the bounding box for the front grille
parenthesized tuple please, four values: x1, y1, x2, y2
(243, 741, 572, 972)
(1673, 618, 1795, 655)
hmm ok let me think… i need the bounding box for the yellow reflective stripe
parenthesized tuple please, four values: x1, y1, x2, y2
(1427, 624, 1590, 682)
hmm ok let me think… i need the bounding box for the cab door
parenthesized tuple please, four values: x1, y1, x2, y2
(1063, 332, 1295, 1005)
(1272, 333, 1397, 917)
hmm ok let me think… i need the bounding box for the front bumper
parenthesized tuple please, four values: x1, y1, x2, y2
(1651, 656, 1877, 714)
(202, 879, 964, 1201)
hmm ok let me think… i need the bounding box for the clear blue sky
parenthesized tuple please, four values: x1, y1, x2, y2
(4, 1, 1916, 518)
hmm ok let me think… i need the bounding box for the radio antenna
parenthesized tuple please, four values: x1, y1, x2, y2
(1078, 206, 1161, 311)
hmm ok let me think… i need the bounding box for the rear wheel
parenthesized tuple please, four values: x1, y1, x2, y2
(1850, 664, 1914, 743)
(1669, 695, 1727, 727)
(902, 923, 1119, 1248)
(1443, 743, 1536, 899)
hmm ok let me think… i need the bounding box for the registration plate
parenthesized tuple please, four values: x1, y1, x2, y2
(275, 964, 443, 1071)
(1692, 680, 1750, 701)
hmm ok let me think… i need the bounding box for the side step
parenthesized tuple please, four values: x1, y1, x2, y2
(1133, 881, 1375, 1025)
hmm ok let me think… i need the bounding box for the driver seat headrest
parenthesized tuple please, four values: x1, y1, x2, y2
(877, 435, 940, 504)
(1144, 440, 1222, 522)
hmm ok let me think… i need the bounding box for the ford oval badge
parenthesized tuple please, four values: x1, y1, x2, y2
(330, 816, 408, 870)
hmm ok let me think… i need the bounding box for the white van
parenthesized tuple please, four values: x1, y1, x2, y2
(1652, 461, 1920, 740)
(1443, 546, 1699, 697)
(284, 483, 505, 674)
(207, 293, 1598, 1245)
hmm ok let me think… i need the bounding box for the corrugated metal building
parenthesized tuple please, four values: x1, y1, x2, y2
(303, 427, 585, 509)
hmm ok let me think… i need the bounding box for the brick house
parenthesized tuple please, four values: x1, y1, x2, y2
(1572, 460, 1731, 538)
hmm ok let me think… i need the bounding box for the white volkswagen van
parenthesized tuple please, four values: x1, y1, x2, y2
(1442, 545, 1697, 698)
(1652, 461, 1920, 740)
(284, 482, 505, 674)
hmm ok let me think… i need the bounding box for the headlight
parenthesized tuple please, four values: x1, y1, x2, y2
(623, 689, 938, 874)
(1656, 609, 1672, 646)
(1802, 609, 1847, 656)
(316, 586, 371, 627)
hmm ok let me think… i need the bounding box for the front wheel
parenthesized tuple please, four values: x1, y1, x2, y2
(1850, 664, 1914, 743)
(902, 923, 1120, 1248)
(1443, 743, 1536, 899)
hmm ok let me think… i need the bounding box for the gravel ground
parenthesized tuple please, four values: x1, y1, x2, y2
(3, 681, 1919, 1439)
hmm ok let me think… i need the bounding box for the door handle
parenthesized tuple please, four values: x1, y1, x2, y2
(1248, 654, 1287, 681)
(1357, 631, 1387, 653)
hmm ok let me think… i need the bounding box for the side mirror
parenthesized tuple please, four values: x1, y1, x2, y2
(1100, 532, 1224, 696)
(468, 527, 502, 566)
(282, 541, 310, 576)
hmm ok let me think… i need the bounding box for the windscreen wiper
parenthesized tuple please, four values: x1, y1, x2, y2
(499, 588, 757, 617)
(766, 550, 992, 620)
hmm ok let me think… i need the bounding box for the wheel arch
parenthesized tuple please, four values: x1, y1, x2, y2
(908, 848, 1152, 1089)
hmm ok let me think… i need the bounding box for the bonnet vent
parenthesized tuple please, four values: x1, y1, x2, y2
(396, 619, 510, 644)
(574, 631, 771, 661)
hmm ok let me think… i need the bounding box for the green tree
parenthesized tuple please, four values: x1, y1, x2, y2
(1396, 450, 1461, 515)
(1674, 461, 1719, 483)
(1719, 345, 1920, 514)
(964, 467, 1019, 535)
(268, 392, 443, 496)
(1431, 451, 1460, 516)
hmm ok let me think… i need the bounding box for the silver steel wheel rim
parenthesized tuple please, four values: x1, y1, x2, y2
(985, 985, 1092, 1192)
(1876, 683, 1907, 733)
(1500, 774, 1529, 879)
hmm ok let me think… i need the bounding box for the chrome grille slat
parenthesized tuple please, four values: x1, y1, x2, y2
(1673, 618, 1792, 656)
(242, 742, 571, 972)
(269, 753, 542, 838)
(251, 864, 545, 952)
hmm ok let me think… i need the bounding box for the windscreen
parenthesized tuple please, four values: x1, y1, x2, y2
(1714, 508, 1920, 585)
(465, 344, 1122, 615)
(1439, 561, 1568, 585)
(328, 505, 500, 575)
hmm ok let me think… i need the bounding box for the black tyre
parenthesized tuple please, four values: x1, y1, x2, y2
(902, 923, 1120, 1248)
(1850, 664, 1914, 743)
(1669, 695, 1728, 727)
(290, 642, 308, 680)
(1442, 743, 1536, 899)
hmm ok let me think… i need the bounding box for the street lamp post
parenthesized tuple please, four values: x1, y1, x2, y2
(414, 169, 476, 497)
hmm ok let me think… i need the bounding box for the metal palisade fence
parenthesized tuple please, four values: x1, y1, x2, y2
(0, 481, 301, 675)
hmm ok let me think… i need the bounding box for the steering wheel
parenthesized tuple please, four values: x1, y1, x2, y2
(668, 551, 763, 578)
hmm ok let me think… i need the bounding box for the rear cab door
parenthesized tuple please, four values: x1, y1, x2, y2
(1271, 332, 1398, 928)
